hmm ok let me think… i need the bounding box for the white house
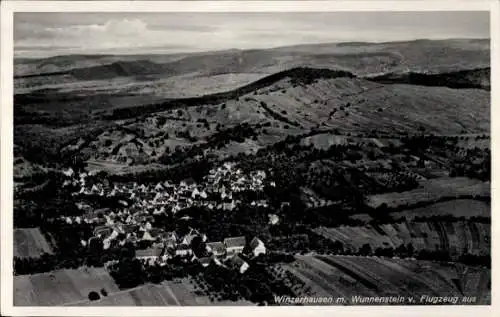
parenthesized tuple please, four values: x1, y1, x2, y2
(206, 241, 226, 257)
(141, 231, 156, 241)
(63, 167, 74, 177)
(268, 214, 280, 225)
(249, 237, 266, 257)
(176, 244, 193, 257)
(228, 255, 249, 274)
(224, 236, 246, 256)
(136, 247, 164, 265)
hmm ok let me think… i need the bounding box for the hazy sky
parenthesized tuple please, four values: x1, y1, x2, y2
(14, 12, 489, 57)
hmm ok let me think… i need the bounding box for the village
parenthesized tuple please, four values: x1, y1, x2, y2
(59, 162, 271, 274)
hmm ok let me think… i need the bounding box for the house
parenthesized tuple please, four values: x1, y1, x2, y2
(136, 247, 164, 264)
(199, 190, 208, 199)
(268, 213, 280, 225)
(141, 231, 156, 241)
(122, 224, 138, 234)
(224, 236, 246, 256)
(176, 244, 193, 257)
(182, 228, 201, 245)
(206, 241, 226, 257)
(165, 231, 179, 242)
(191, 188, 201, 199)
(227, 255, 249, 274)
(249, 237, 266, 257)
(222, 200, 236, 211)
(63, 167, 74, 177)
(94, 226, 113, 237)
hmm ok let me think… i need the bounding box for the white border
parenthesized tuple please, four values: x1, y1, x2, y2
(1, 1, 498, 316)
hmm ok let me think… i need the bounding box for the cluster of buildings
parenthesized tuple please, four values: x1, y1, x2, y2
(60, 162, 272, 273)
(64, 162, 272, 213)
(135, 234, 266, 274)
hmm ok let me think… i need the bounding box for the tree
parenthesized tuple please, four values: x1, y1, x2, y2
(157, 116, 167, 127)
(89, 237, 103, 254)
(109, 258, 145, 289)
(88, 291, 101, 301)
(359, 244, 372, 256)
(191, 236, 208, 258)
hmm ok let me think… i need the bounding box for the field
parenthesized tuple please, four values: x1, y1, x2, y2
(365, 177, 490, 209)
(314, 221, 490, 255)
(75, 278, 253, 306)
(389, 199, 490, 220)
(12, 38, 491, 306)
(280, 255, 490, 304)
(14, 268, 120, 306)
(14, 228, 53, 258)
(74, 283, 182, 306)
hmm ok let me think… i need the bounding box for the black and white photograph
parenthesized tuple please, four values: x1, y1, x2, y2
(1, 1, 497, 314)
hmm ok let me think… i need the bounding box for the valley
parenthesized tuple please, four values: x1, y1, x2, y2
(13, 39, 491, 306)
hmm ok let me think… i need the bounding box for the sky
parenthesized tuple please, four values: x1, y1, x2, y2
(14, 12, 490, 58)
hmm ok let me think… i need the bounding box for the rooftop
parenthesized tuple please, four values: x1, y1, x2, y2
(224, 236, 246, 249)
(136, 247, 163, 258)
(250, 237, 264, 249)
(206, 241, 226, 254)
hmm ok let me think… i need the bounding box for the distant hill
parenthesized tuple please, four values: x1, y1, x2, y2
(15, 39, 490, 81)
(50, 66, 489, 169)
(13, 39, 491, 171)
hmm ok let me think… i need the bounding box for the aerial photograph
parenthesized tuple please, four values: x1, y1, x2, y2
(12, 11, 490, 306)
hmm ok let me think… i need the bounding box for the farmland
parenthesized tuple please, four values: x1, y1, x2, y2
(389, 199, 490, 220)
(13, 38, 491, 306)
(278, 255, 490, 305)
(14, 228, 53, 258)
(14, 268, 120, 306)
(75, 278, 253, 306)
(75, 281, 184, 306)
(365, 177, 490, 209)
(314, 220, 490, 256)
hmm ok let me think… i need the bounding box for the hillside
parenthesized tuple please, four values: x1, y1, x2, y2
(14, 39, 489, 94)
(368, 68, 491, 90)
(29, 67, 483, 174)
(13, 38, 491, 306)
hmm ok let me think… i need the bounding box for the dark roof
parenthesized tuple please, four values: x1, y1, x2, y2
(250, 237, 264, 249)
(228, 255, 248, 269)
(94, 226, 112, 235)
(136, 247, 163, 258)
(122, 224, 138, 233)
(224, 236, 246, 249)
(206, 242, 226, 254)
(149, 228, 163, 237)
(177, 244, 192, 251)
(94, 208, 110, 213)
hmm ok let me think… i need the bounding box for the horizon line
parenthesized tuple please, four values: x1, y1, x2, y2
(14, 37, 490, 60)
